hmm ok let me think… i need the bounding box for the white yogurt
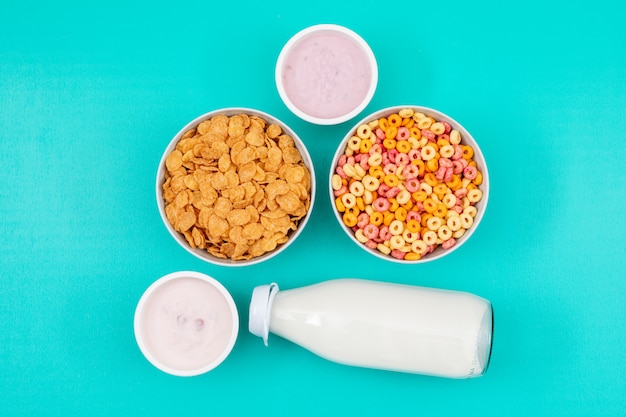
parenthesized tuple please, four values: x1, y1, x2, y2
(134, 272, 238, 376)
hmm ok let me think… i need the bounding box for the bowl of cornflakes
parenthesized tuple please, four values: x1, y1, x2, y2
(329, 105, 489, 263)
(157, 108, 316, 266)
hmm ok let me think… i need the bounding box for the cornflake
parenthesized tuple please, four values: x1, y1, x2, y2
(162, 113, 312, 261)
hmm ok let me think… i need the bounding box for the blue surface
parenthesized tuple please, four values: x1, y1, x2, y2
(1, 1, 625, 416)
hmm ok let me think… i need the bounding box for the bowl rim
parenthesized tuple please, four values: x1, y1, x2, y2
(275, 23, 378, 125)
(156, 107, 317, 267)
(133, 270, 239, 376)
(328, 104, 489, 264)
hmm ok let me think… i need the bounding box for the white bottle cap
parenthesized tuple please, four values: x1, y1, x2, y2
(248, 283, 279, 346)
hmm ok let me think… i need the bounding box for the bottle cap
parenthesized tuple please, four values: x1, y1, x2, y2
(248, 283, 279, 346)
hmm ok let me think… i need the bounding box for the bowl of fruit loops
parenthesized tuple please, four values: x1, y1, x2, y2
(157, 108, 315, 267)
(329, 106, 489, 263)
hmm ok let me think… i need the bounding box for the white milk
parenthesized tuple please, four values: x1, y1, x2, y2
(249, 279, 492, 378)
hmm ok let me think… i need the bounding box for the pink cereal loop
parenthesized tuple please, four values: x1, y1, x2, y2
(442, 238, 456, 250)
(354, 153, 365, 162)
(365, 239, 378, 249)
(379, 226, 392, 241)
(403, 164, 419, 179)
(357, 212, 370, 228)
(452, 144, 463, 160)
(338, 154, 347, 167)
(377, 183, 390, 196)
(335, 166, 347, 179)
(396, 126, 410, 140)
(439, 157, 453, 168)
(453, 160, 464, 174)
(346, 156, 355, 165)
(391, 249, 406, 260)
(406, 210, 421, 222)
(373, 197, 390, 212)
(370, 143, 383, 155)
(333, 185, 348, 197)
(463, 165, 478, 180)
(375, 128, 386, 140)
(443, 167, 454, 183)
(387, 148, 399, 162)
(408, 149, 421, 161)
(386, 187, 400, 198)
(395, 153, 410, 167)
(452, 205, 463, 214)
(442, 121, 452, 134)
(455, 188, 468, 199)
(359, 157, 369, 170)
(364, 224, 379, 240)
(435, 165, 447, 181)
(383, 163, 397, 175)
(405, 177, 420, 192)
(421, 129, 436, 141)
(438, 133, 450, 142)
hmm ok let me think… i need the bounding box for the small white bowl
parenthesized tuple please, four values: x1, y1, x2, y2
(275, 24, 378, 125)
(329, 105, 489, 263)
(134, 271, 239, 376)
(156, 107, 316, 267)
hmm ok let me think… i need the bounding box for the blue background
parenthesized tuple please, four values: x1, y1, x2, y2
(1, 1, 624, 416)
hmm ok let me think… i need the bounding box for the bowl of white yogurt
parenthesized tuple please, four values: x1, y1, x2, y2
(134, 271, 239, 376)
(275, 24, 378, 125)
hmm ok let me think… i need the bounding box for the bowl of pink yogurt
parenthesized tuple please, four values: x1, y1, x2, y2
(276, 24, 378, 125)
(134, 271, 239, 376)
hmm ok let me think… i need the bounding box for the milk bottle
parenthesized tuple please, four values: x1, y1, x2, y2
(249, 278, 493, 378)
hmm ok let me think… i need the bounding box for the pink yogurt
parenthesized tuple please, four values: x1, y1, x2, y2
(277, 25, 377, 124)
(134, 272, 238, 376)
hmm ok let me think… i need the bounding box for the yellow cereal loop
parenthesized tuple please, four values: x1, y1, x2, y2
(331, 174, 343, 191)
(463, 206, 477, 217)
(426, 216, 442, 231)
(354, 164, 366, 179)
(377, 243, 392, 255)
(396, 189, 411, 205)
(347, 136, 361, 151)
(368, 152, 383, 167)
(362, 175, 380, 192)
(453, 228, 466, 239)
(402, 229, 419, 243)
(354, 229, 369, 243)
(389, 235, 405, 250)
(356, 124, 372, 139)
(460, 213, 474, 229)
(342, 163, 356, 178)
(431, 122, 445, 135)
(343, 212, 358, 227)
(450, 129, 462, 144)
(467, 188, 483, 203)
(422, 230, 438, 246)
(399, 108, 414, 118)
(421, 144, 437, 161)
(363, 189, 374, 205)
(447, 216, 462, 232)
(349, 181, 365, 197)
(417, 117, 433, 129)
(368, 120, 379, 130)
(442, 193, 457, 208)
(411, 239, 428, 255)
(370, 211, 383, 226)
(440, 145, 454, 159)
(341, 192, 356, 208)
(437, 225, 453, 241)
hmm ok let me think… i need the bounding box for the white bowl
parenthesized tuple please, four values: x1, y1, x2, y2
(134, 271, 239, 376)
(156, 107, 316, 267)
(275, 24, 378, 125)
(329, 105, 489, 263)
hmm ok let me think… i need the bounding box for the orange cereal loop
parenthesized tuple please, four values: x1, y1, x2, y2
(437, 138, 450, 148)
(388, 198, 399, 212)
(401, 117, 415, 128)
(462, 145, 474, 160)
(394, 207, 408, 221)
(473, 171, 483, 185)
(343, 212, 358, 227)
(378, 117, 390, 131)
(468, 160, 477, 167)
(406, 219, 421, 233)
(335, 197, 346, 212)
(370, 211, 383, 226)
(383, 138, 397, 150)
(409, 127, 422, 139)
(421, 213, 433, 227)
(383, 211, 395, 226)
(383, 174, 399, 187)
(425, 158, 439, 173)
(385, 126, 398, 140)
(356, 197, 365, 211)
(412, 190, 428, 202)
(433, 183, 449, 195)
(423, 198, 436, 213)
(434, 203, 448, 218)
(467, 183, 477, 191)
(388, 113, 402, 127)
(424, 173, 438, 187)
(412, 159, 425, 176)
(402, 199, 414, 211)
(405, 252, 421, 261)
(369, 166, 384, 180)
(359, 139, 372, 154)
(446, 174, 462, 190)
(396, 140, 411, 154)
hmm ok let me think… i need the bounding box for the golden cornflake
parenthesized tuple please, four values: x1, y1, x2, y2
(161, 113, 312, 261)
